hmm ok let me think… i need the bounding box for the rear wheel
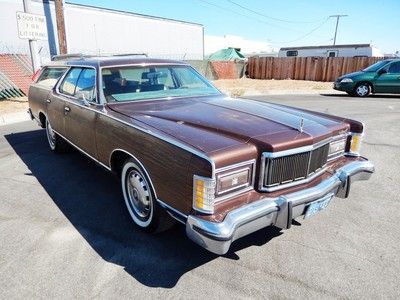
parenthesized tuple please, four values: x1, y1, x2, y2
(354, 83, 371, 97)
(45, 118, 70, 153)
(121, 158, 174, 233)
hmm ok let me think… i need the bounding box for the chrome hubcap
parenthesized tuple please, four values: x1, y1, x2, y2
(46, 120, 56, 149)
(356, 85, 369, 96)
(126, 170, 151, 219)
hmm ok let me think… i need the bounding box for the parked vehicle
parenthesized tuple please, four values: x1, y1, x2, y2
(334, 59, 400, 97)
(279, 44, 383, 58)
(28, 55, 374, 255)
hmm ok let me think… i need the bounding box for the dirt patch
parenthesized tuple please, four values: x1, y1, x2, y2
(0, 97, 29, 115)
(213, 78, 336, 97)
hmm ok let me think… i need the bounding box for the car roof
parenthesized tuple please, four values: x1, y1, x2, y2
(44, 55, 189, 68)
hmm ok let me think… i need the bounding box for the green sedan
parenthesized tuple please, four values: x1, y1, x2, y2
(334, 59, 400, 97)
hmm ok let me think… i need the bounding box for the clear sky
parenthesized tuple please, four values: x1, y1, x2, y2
(68, 0, 399, 54)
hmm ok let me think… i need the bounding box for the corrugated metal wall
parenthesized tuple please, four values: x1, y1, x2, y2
(0, 0, 204, 60)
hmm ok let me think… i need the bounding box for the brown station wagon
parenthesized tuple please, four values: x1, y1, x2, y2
(28, 55, 374, 255)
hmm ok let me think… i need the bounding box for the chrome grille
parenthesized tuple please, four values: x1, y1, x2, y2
(262, 144, 329, 189)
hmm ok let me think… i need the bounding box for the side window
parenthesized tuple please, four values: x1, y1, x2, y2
(328, 51, 337, 57)
(286, 50, 298, 57)
(388, 62, 400, 74)
(75, 68, 96, 102)
(173, 67, 205, 88)
(59, 68, 82, 96)
(37, 67, 67, 87)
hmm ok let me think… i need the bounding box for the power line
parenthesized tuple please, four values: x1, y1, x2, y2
(195, 0, 330, 46)
(195, 0, 304, 33)
(272, 18, 330, 44)
(226, 0, 325, 24)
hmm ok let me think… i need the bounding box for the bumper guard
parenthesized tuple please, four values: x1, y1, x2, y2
(186, 159, 374, 255)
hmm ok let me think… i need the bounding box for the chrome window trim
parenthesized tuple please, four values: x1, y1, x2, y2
(214, 159, 256, 203)
(258, 134, 348, 192)
(98, 63, 222, 104)
(55, 65, 99, 104)
(52, 62, 216, 177)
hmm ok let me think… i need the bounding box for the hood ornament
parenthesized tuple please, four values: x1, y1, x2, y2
(298, 117, 304, 133)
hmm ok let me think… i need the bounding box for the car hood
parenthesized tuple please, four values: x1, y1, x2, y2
(107, 95, 349, 154)
(337, 71, 371, 81)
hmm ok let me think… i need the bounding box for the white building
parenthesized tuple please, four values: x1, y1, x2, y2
(205, 35, 276, 56)
(0, 0, 204, 60)
(278, 44, 384, 58)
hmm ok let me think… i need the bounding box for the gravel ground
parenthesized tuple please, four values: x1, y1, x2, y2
(0, 97, 28, 114)
(0, 93, 399, 299)
(213, 78, 336, 97)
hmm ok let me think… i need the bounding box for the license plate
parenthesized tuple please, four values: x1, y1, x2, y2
(304, 194, 334, 219)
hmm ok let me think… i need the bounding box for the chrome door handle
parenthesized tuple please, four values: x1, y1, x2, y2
(46, 99, 51, 103)
(64, 106, 71, 112)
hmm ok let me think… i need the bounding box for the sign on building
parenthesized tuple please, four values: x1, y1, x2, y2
(16, 11, 48, 41)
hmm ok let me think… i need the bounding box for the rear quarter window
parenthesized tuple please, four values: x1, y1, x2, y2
(36, 67, 67, 88)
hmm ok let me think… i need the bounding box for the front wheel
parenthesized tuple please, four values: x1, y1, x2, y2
(354, 83, 371, 97)
(121, 158, 174, 233)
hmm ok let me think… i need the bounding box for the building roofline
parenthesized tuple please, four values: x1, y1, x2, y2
(280, 44, 372, 51)
(63, 1, 204, 27)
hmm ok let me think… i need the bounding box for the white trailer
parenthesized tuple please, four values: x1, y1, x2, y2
(0, 0, 204, 60)
(278, 44, 383, 58)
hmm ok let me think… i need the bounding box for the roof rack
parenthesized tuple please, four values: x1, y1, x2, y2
(51, 53, 149, 61)
(112, 53, 148, 57)
(51, 53, 95, 61)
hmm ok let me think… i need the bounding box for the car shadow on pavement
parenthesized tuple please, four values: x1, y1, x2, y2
(5, 129, 282, 288)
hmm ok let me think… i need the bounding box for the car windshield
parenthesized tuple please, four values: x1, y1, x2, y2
(101, 65, 220, 102)
(362, 60, 391, 72)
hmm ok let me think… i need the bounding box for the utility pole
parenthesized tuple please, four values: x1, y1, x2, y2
(54, 0, 67, 54)
(22, 0, 41, 72)
(329, 15, 348, 45)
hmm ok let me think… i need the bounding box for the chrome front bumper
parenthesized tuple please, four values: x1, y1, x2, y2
(186, 159, 374, 255)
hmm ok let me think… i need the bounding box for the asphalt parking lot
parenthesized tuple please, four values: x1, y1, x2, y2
(0, 93, 399, 299)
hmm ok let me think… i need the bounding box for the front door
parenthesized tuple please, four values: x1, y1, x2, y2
(57, 67, 98, 157)
(374, 61, 400, 94)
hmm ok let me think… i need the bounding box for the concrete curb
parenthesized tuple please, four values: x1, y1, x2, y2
(0, 110, 30, 126)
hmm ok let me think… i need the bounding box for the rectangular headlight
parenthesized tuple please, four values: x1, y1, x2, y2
(216, 167, 251, 196)
(328, 138, 347, 159)
(193, 175, 216, 214)
(215, 160, 255, 198)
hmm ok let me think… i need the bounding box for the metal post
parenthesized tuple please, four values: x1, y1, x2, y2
(22, 0, 41, 72)
(329, 15, 348, 46)
(55, 0, 68, 54)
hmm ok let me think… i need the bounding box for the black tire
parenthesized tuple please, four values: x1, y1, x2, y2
(353, 83, 371, 97)
(121, 158, 174, 233)
(45, 118, 70, 153)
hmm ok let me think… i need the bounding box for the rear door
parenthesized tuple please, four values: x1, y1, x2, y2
(374, 61, 400, 94)
(29, 66, 67, 122)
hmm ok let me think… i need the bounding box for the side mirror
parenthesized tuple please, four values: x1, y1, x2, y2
(378, 69, 387, 75)
(75, 90, 91, 106)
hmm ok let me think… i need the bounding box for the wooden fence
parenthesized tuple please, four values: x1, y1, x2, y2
(247, 57, 384, 82)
